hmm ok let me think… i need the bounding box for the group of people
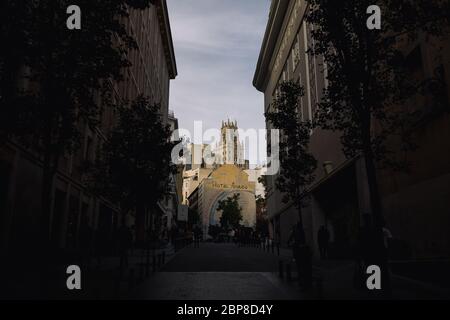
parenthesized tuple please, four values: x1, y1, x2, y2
(234, 227, 266, 247)
(288, 222, 313, 289)
(77, 216, 135, 269)
(285, 223, 331, 289)
(192, 225, 203, 248)
(287, 217, 393, 291)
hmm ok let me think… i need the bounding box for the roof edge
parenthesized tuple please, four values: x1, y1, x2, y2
(156, 0, 178, 79)
(253, 0, 289, 92)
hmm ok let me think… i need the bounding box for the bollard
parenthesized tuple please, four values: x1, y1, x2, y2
(316, 276, 324, 299)
(114, 266, 122, 298)
(139, 262, 144, 282)
(128, 268, 135, 291)
(145, 250, 150, 277)
(278, 260, 284, 278)
(286, 263, 292, 282)
(277, 243, 280, 256)
(271, 242, 275, 254)
(119, 264, 124, 280)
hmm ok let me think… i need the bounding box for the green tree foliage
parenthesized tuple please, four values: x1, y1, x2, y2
(305, 0, 449, 294)
(87, 96, 177, 243)
(0, 0, 154, 243)
(265, 81, 317, 227)
(217, 194, 243, 230)
(306, 0, 449, 227)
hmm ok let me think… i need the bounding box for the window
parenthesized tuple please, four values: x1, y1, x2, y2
(282, 62, 288, 81)
(291, 34, 301, 72)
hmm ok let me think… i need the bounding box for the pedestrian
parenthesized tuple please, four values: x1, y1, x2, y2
(193, 225, 201, 248)
(117, 219, 132, 270)
(382, 226, 392, 250)
(354, 214, 380, 289)
(229, 228, 235, 243)
(317, 225, 330, 259)
(130, 224, 136, 256)
(79, 214, 93, 267)
(288, 222, 312, 290)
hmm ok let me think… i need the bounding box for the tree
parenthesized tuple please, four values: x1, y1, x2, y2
(217, 194, 243, 230)
(305, 0, 449, 294)
(88, 96, 177, 244)
(264, 81, 317, 234)
(0, 0, 154, 246)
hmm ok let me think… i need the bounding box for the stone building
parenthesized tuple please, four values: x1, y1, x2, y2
(253, 0, 450, 259)
(215, 120, 246, 168)
(0, 0, 177, 254)
(183, 120, 260, 237)
(188, 165, 257, 238)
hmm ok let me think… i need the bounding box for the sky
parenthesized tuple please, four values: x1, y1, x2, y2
(167, 0, 271, 144)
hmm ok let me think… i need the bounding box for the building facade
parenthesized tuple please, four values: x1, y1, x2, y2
(157, 110, 182, 238)
(188, 165, 257, 238)
(253, 0, 450, 259)
(0, 0, 177, 255)
(215, 120, 246, 168)
(183, 120, 260, 237)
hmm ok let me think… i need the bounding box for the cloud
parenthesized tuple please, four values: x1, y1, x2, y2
(167, 0, 271, 140)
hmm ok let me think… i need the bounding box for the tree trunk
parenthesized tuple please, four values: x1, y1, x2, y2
(297, 201, 307, 245)
(363, 151, 383, 231)
(40, 0, 58, 254)
(40, 125, 57, 253)
(362, 126, 392, 296)
(297, 203, 304, 231)
(38, 136, 58, 298)
(40, 155, 52, 247)
(135, 199, 146, 246)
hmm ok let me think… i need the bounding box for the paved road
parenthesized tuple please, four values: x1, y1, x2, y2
(163, 242, 285, 272)
(133, 243, 303, 300)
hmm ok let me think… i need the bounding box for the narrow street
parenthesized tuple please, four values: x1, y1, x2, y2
(129, 242, 450, 300)
(1, 0, 449, 304)
(132, 243, 303, 300)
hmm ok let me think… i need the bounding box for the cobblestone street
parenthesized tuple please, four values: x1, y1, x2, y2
(132, 243, 303, 300)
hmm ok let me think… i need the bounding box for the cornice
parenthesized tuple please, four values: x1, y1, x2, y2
(155, 0, 178, 79)
(253, 0, 290, 92)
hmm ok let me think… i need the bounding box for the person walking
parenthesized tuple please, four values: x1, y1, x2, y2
(288, 222, 312, 290)
(117, 219, 132, 270)
(79, 214, 93, 268)
(317, 225, 330, 259)
(193, 225, 201, 248)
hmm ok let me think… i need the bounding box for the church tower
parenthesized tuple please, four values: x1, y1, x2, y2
(216, 119, 245, 168)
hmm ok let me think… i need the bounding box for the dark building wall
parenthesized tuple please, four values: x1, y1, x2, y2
(0, 1, 177, 255)
(254, 0, 450, 259)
